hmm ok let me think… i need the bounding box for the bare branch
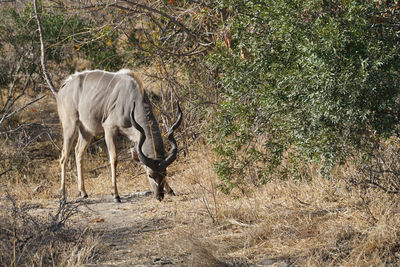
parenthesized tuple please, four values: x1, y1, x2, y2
(122, 0, 201, 44)
(69, 0, 213, 48)
(33, 0, 58, 96)
(0, 168, 12, 177)
(1, 95, 45, 123)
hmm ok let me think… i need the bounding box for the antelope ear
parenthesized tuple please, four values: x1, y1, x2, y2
(130, 148, 140, 162)
(133, 151, 140, 162)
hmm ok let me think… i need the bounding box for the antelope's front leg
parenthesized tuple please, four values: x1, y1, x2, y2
(105, 128, 120, 202)
(75, 129, 92, 198)
(164, 181, 175, 196)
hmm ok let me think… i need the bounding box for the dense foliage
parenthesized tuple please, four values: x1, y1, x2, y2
(2, 0, 400, 193)
(209, 0, 400, 192)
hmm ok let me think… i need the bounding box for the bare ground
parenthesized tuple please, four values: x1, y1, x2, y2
(70, 192, 185, 266)
(31, 190, 256, 267)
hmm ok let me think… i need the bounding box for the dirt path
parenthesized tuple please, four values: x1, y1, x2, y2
(50, 192, 287, 267)
(66, 192, 186, 266)
(5, 179, 293, 267)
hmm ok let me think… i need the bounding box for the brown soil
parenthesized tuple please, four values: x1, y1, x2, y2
(32, 190, 255, 267)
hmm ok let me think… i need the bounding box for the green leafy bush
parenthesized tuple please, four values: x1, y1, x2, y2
(209, 0, 400, 192)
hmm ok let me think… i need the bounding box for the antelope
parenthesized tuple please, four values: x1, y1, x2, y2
(34, 1, 182, 202)
(57, 69, 182, 202)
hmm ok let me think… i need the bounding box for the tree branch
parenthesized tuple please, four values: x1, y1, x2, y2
(2, 95, 45, 122)
(68, 0, 213, 48)
(34, 0, 58, 96)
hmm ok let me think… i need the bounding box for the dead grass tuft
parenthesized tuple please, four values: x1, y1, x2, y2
(176, 233, 225, 267)
(0, 191, 104, 266)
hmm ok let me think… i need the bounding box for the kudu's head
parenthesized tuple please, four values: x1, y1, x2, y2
(130, 103, 182, 201)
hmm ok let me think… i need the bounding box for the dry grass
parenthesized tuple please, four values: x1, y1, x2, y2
(3, 142, 400, 266)
(154, 149, 400, 266)
(2, 94, 400, 266)
(0, 192, 104, 266)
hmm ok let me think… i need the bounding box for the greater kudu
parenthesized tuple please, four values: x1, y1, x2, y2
(57, 69, 182, 202)
(34, 2, 182, 202)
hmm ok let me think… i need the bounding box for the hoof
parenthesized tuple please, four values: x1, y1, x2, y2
(156, 193, 164, 202)
(167, 189, 176, 196)
(59, 189, 66, 199)
(78, 192, 88, 199)
(60, 195, 67, 203)
(114, 196, 121, 203)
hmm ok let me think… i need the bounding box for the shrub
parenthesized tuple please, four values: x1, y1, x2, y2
(209, 0, 400, 192)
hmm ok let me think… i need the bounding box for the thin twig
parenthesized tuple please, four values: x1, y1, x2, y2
(0, 94, 45, 128)
(0, 168, 12, 177)
(3, 95, 45, 121)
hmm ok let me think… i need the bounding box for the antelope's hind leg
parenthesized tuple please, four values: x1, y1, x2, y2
(59, 122, 77, 201)
(75, 127, 93, 198)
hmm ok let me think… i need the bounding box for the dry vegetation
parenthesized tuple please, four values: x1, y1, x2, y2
(0, 192, 104, 266)
(1, 1, 400, 266)
(1, 93, 400, 266)
(165, 153, 400, 266)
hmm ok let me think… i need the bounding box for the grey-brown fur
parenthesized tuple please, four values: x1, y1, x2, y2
(57, 69, 180, 202)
